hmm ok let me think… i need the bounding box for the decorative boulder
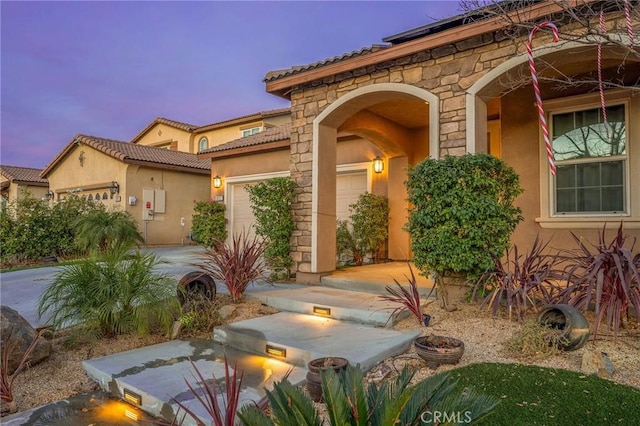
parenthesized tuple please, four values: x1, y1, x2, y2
(581, 349, 614, 379)
(0, 305, 52, 374)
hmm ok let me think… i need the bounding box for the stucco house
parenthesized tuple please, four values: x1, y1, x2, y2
(131, 108, 290, 154)
(200, 1, 639, 283)
(41, 134, 210, 245)
(0, 165, 50, 206)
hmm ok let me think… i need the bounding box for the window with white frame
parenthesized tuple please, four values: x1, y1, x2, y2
(241, 127, 260, 137)
(198, 137, 208, 151)
(551, 103, 627, 215)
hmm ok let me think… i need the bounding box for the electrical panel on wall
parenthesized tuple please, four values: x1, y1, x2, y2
(142, 189, 154, 221)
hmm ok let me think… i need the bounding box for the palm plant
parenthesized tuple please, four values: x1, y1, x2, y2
(198, 231, 267, 302)
(74, 209, 143, 255)
(37, 250, 180, 337)
(238, 364, 499, 425)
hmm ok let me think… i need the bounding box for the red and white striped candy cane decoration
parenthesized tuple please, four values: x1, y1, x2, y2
(527, 22, 559, 175)
(598, 11, 609, 139)
(624, 0, 634, 48)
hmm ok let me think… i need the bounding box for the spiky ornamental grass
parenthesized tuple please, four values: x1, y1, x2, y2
(198, 231, 267, 302)
(37, 249, 180, 338)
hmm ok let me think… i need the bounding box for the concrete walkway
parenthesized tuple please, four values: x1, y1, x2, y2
(4, 261, 431, 425)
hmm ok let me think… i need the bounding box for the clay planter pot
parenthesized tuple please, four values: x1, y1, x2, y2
(414, 335, 464, 369)
(306, 357, 349, 402)
(537, 304, 590, 351)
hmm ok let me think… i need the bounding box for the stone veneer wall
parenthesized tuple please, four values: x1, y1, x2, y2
(285, 25, 574, 275)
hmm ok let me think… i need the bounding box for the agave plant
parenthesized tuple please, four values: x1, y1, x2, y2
(238, 364, 499, 425)
(558, 223, 640, 339)
(198, 231, 267, 302)
(476, 235, 564, 322)
(37, 249, 180, 337)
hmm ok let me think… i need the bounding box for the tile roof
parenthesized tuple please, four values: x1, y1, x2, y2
(42, 134, 210, 177)
(0, 165, 48, 185)
(195, 107, 290, 131)
(264, 45, 389, 82)
(199, 124, 291, 157)
(131, 117, 199, 143)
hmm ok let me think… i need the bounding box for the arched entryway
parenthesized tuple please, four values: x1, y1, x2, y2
(311, 83, 439, 274)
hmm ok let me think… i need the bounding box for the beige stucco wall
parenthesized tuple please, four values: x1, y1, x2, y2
(124, 165, 210, 246)
(47, 145, 128, 208)
(1, 181, 48, 203)
(135, 123, 192, 152)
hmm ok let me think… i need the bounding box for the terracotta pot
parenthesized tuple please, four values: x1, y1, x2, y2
(414, 335, 464, 369)
(305, 357, 348, 402)
(537, 304, 590, 351)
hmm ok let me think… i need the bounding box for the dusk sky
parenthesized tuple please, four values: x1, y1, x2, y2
(1, 1, 462, 169)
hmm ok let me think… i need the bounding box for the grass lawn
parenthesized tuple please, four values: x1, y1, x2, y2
(450, 363, 640, 425)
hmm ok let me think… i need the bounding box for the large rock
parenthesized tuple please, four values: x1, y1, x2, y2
(581, 349, 614, 379)
(0, 305, 52, 374)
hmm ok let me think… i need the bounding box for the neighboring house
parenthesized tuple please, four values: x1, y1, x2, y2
(203, 2, 639, 283)
(0, 165, 49, 206)
(41, 134, 210, 245)
(132, 108, 290, 154)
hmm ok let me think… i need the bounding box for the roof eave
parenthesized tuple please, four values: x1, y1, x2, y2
(265, 0, 575, 97)
(198, 140, 290, 160)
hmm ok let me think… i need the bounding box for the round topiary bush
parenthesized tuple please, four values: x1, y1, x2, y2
(407, 153, 523, 279)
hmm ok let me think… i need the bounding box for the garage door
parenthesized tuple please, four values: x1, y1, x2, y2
(231, 183, 256, 238)
(336, 172, 367, 222)
(230, 172, 367, 239)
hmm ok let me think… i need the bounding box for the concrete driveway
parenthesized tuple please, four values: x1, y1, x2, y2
(0, 246, 207, 328)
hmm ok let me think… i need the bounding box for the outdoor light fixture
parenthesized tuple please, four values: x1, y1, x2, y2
(372, 156, 384, 174)
(124, 388, 142, 406)
(213, 175, 222, 189)
(109, 181, 120, 195)
(45, 190, 55, 201)
(124, 409, 139, 421)
(313, 306, 331, 316)
(266, 344, 287, 358)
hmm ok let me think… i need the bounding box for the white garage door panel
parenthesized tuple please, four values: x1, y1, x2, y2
(336, 172, 367, 222)
(231, 183, 256, 237)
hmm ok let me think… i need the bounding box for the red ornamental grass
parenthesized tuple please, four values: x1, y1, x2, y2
(559, 223, 640, 339)
(199, 231, 267, 302)
(380, 263, 425, 326)
(171, 357, 244, 426)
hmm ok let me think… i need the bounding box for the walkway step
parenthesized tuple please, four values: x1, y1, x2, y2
(250, 286, 408, 327)
(83, 339, 306, 426)
(321, 262, 436, 297)
(213, 312, 420, 371)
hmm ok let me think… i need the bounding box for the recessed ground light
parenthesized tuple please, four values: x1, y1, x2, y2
(266, 344, 287, 358)
(124, 408, 139, 421)
(124, 388, 142, 406)
(313, 306, 331, 316)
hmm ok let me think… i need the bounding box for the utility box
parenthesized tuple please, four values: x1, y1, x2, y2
(142, 189, 155, 221)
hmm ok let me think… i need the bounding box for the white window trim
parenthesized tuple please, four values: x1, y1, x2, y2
(241, 126, 261, 137)
(198, 137, 208, 151)
(537, 89, 640, 229)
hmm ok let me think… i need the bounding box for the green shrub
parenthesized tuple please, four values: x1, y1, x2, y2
(407, 154, 523, 279)
(246, 177, 297, 278)
(191, 201, 227, 248)
(336, 220, 362, 266)
(37, 250, 180, 338)
(74, 210, 143, 255)
(350, 192, 389, 263)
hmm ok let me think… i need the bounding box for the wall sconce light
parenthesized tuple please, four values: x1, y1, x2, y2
(372, 156, 384, 174)
(213, 175, 222, 189)
(266, 344, 287, 358)
(313, 306, 331, 316)
(123, 388, 142, 406)
(45, 190, 55, 201)
(109, 181, 120, 195)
